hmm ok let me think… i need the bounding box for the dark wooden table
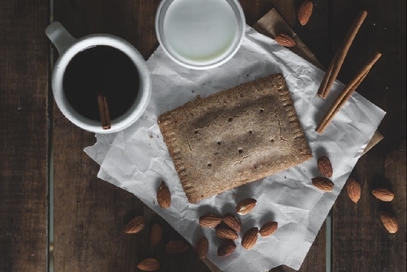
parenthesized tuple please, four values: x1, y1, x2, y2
(1, 0, 405, 271)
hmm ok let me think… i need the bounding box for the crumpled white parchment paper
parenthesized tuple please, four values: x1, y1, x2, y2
(84, 26, 385, 271)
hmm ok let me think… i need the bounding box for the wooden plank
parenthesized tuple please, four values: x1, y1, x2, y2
(50, 0, 335, 271)
(51, 0, 210, 271)
(333, 144, 406, 272)
(253, 1, 331, 270)
(332, 0, 406, 271)
(0, 0, 49, 271)
(276, 1, 330, 271)
(272, 0, 333, 66)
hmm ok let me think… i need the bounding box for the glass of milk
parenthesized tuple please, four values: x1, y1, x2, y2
(155, 0, 246, 70)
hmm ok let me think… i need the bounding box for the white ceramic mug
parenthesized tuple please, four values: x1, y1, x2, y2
(45, 22, 151, 134)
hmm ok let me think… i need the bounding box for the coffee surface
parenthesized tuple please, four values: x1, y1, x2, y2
(63, 46, 139, 121)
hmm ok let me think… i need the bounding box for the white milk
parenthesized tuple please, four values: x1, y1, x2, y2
(163, 0, 239, 65)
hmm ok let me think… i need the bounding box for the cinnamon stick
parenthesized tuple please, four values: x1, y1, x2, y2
(97, 93, 111, 130)
(316, 51, 382, 133)
(317, 10, 368, 98)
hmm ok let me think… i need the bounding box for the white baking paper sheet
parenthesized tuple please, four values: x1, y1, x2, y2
(84, 26, 385, 271)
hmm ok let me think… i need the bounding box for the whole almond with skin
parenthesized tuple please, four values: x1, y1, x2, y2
(150, 223, 163, 246)
(195, 236, 209, 260)
(260, 221, 278, 237)
(312, 177, 334, 192)
(346, 178, 361, 203)
(317, 156, 333, 178)
(274, 34, 297, 48)
(242, 227, 259, 250)
(217, 240, 236, 257)
(236, 198, 257, 215)
(137, 258, 160, 271)
(216, 225, 238, 240)
(297, 0, 313, 26)
(372, 188, 395, 202)
(157, 181, 171, 208)
(199, 213, 222, 228)
(380, 211, 398, 233)
(124, 216, 145, 234)
(166, 240, 189, 254)
(223, 213, 242, 233)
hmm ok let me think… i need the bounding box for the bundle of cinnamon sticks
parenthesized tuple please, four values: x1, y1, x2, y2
(315, 10, 382, 133)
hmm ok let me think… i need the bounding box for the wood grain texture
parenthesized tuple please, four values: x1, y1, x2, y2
(51, 0, 209, 271)
(51, 0, 161, 270)
(331, 0, 406, 271)
(0, 0, 49, 271)
(47, 0, 404, 272)
(333, 144, 406, 272)
(267, 1, 330, 271)
(50, 0, 328, 271)
(1, 0, 405, 271)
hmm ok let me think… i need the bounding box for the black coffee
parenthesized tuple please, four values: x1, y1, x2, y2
(63, 45, 139, 121)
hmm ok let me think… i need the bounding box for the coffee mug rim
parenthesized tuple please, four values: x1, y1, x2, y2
(52, 34, 151, 134)
(155, 0, 246, 70)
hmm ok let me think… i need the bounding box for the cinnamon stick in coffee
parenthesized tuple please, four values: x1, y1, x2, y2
(97, 93, 111, 130)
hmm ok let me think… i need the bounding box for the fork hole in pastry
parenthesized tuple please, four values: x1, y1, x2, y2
(260, 108, 264, 113)
(238, 148, 243, 154)
(207, 163, 212, 167)
(270, 139, 275, 143)
(194, 129, 198, 134)
(228, 117, 233, 122)
(249, 130, 253, 134)
(217, 141, 221, 145)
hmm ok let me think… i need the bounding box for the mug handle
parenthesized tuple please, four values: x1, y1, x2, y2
(45, 21, 76, 55)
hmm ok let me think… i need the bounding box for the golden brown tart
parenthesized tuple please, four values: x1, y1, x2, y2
(158, 74, 312, 203)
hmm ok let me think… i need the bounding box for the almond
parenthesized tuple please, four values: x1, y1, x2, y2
(312, 177, 334, 192)
(137, 258, 160, 271)
(217, 240, 236, 257)
(124, 216, 145, 234)
(150, 223, 163, 246)
(317, 156, 333, 178)
(195, 236, 209, 260)
(260, 221, 278, 237)
(199, 213, 222, 228)
(165, 240, 189, 254)
(216, 225, 238, 240)
(236, 198, 257, 215)
(241, 227, 259, 250)
(372, 188, 395, 202)
(157, 181, 171, 209)
(223, 213, 242, 233)
(274, 34, 297, 48)
(380, 211, 398, 233)
(346, 178, 361, 203)
(298, 0, 313, 26)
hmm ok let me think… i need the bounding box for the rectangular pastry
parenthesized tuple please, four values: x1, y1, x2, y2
(158, 74, 312, 203)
